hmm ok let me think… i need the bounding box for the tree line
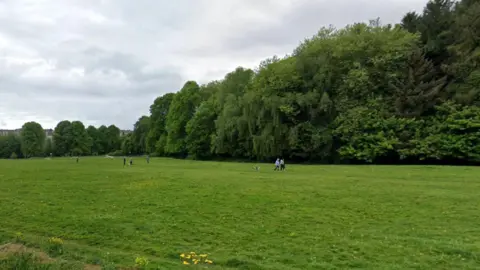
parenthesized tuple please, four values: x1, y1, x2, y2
(2, 0, 479, 164)
(0, 122, 123, 158)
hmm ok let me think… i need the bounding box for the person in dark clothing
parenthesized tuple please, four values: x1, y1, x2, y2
(129, 158, 133, 166)
(123, 156, 126, 167)
(76, 157, 79, 163)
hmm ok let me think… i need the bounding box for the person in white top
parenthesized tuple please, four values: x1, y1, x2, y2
(280, 159, 285, 171)
(274, 158, 280, 171)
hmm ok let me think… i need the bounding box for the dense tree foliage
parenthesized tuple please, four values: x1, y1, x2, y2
(2, 0, 479, 164)
(20, 122, 46, 158)
(0, 134, 22, 159)
(165, 81, 201, 157)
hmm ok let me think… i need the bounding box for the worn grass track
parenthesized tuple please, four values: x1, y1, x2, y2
(0, 157, 479, 269)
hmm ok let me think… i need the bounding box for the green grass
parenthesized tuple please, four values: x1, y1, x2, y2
(0, 157, 479, 269)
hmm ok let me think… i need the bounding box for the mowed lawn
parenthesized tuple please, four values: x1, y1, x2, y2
(0, 158, 479, 269)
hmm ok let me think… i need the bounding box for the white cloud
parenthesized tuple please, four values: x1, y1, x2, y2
(0, 0, 427, 130)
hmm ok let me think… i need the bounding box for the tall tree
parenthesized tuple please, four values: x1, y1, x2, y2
(212, 68, 254, 158)
(86, 126, 101, 155)
(146, 93, 175, 155)
(390, 48, 447, 117)
(165, 81, 200, 156)
(20, 122, 46, 158)
(53, 120, 73, 156)
(106, 125, 121, 153)
(97, 125, 109, 154)
(186, 101, 216, 159)
(0, 134, 22, 159)
(121, 133, 135, 155)
(132, 116, 150, 154)
(445, 0, 480, 105)
(70, 121, 91, 155)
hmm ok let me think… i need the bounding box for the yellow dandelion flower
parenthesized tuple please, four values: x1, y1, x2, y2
(194, 260, 199, 264)
(183, 261, 190, 265)
(180, 253, 185, 258)
(206, 259, 213, 264)
(190, 251, 196, 255)
(200, 254, 208, 258)
(186, 255, 191, 259)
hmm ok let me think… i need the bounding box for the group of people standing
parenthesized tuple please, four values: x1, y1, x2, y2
(123, 155, 150, 166)
(274, 158, 286, 171)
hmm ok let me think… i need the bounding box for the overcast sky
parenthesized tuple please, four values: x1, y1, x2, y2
(0, 0, 426, 130)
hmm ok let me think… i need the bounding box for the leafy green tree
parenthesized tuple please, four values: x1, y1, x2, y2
(121, 133, 135, 155)
(70, 121, 91, 155)
(419, 0, 455, 65)
(105, 125, 121, 153)
(389, 48, 447, 117)
(401, 12, 421, 33)
(333, 102, 412, 163)
(20, 122, 46, 158)
(146, 93, 175, 155)
(186, 101, 216, 159)
(132, 116, 150, 154)
(0, 134, 22, 159)
(97, 125, 109, 154)
(445, 0, 480, 105)
(53, 120, 73, 156)
(402, 102, 480, 162)
(86, 126, 101, 155)
(212, 68, 254, 158)
(165, 81, 200, 156)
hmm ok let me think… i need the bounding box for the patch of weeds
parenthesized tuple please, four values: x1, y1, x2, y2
(134, 256, 149, 269)
(0, 252, 53, 270)
(47, 237, 63, 256)
(15, 232, 26, 244)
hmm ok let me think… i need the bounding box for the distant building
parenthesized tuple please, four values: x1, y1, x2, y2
(0, 129, 21, 136)
(45, 129, 53, 139)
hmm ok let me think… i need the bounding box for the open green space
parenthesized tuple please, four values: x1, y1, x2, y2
(0, 157, 479, 269)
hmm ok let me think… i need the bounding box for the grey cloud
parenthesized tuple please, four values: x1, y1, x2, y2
(0, 0, 426, 129)
(184, 0, 426, 58)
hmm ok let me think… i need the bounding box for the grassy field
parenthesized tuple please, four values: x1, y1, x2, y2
(0, 157, 479, 269)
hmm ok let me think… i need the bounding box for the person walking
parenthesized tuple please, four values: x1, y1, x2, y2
(280, 158, 285, 171)
(146, 154, 150, 164)
(123, 156, 126, 167)
(274, 158, 280, 171)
